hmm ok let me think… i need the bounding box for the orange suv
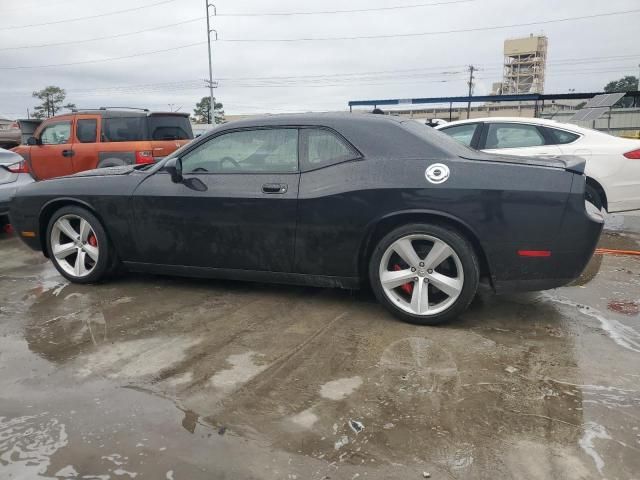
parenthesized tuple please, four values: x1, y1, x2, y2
(12, 108, 193, 180)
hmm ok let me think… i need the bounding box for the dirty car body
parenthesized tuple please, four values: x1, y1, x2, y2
(9, 114, 603, 324)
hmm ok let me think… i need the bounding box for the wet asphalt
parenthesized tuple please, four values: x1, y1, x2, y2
(0, 214, 639, 479)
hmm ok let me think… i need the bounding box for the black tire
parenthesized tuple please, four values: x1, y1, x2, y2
(46, 206, 113, 284)
(368, 223, 479, 325)
(585, 184, 604, 211)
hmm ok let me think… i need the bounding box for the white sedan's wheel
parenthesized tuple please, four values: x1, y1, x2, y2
(379, 234, 464, 316)
(50, 214, 100, 278)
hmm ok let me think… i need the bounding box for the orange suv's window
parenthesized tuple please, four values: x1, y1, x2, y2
(40, 122, 71, 144)
(148, 116, 192, 140)
(77, 119, 97, 143)
(102, 117, 146, 142)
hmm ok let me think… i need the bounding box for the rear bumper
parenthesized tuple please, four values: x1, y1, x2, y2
(0, 174, 34, 217)
(8, 205, 41, 250)
(491, 180, 604, 294)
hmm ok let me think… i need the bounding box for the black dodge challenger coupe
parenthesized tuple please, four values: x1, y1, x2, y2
(10, 114, 603, 324)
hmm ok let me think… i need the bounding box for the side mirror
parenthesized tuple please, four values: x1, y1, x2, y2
(164, 157, 183, 183)
(27, 136, 39, 146)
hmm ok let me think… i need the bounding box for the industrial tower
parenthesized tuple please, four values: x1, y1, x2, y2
(501, 35, 548, 94)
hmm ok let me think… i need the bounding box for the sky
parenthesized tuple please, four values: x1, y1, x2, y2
(0, 0, 638, 119)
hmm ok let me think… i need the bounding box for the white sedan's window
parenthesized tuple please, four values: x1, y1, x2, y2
(182, 129, 298, 174)
(485, 123, 545, 149)
(547, 127, 580, 145)
(440, 123, 478, 147)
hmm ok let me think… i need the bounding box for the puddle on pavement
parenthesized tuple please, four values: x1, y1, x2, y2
(1, 228, 640, 478)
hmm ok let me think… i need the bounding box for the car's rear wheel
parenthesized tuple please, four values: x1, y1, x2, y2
(369, 223, 479, 325)
(46, 206, 112, 283)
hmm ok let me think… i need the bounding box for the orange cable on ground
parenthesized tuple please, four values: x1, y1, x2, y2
(595, 248, 640, 256)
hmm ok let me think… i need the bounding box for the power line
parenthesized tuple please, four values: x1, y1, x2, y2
(0, 0, 178, 31)
(0, 17, 204, 51)
(216, 9, 640, 42)
(0, 1, 475, 50)
(0, 42, 207, 70)
(1, 9, 638, 69)
(215, 0, 473, 16)
(0, 2, 476, 50)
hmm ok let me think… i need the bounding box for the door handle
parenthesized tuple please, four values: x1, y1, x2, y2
(262, 183, 287, 194)
(62, 149, 75, 157)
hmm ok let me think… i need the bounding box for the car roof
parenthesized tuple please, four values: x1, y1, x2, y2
(219, 112, 406, 130)
(435, 116, 604, 135)
(69, 110, 189, 118)
(192, 112, 483, 161)
(437, 117, 575, 128)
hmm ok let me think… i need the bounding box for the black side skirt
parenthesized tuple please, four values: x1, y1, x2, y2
(123, 261, 360, 289)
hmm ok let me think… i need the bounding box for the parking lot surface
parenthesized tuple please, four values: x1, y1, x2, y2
(1, 215, 639, 479)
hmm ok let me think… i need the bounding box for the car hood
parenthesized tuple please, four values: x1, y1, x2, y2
(462, 151, 586, 174)
(65, 165, 137, 178)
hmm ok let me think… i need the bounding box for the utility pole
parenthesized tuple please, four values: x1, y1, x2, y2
(466, 65, 475, 120)
(205, 2, 217, 125)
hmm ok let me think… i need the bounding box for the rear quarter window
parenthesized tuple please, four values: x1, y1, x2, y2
(102, 117, 146, 142)
(544, 127, 580, 145)
(148, 116, 193, 140)
(300, 128, 359, 170)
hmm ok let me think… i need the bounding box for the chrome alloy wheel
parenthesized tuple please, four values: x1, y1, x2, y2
(378, 234, 464, 316)
(50, 214, 99, 278)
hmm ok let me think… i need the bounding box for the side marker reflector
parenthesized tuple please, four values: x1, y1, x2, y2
(518, 250, 551, 257)
(21, 231, 36, 238)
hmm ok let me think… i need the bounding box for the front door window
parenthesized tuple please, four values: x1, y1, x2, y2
(40, 122, 71, 145)
(181, 129, 298, 174)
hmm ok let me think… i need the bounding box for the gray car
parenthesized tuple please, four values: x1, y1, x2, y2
(0, 148, 33, 223)
(0, 118, 21, 149)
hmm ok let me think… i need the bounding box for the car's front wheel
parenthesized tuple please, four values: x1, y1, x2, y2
(46, 206, 113, 283)
(369, 223, 479, 325)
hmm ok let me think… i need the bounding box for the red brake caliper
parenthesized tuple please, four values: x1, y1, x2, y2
(88, 234, 98, 247)
(393, 264, 414, 295)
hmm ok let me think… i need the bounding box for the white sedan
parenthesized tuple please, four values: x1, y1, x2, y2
(436, 117, 640, 212)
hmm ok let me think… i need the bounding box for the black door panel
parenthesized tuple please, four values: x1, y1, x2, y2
(132, 172, 299, 272)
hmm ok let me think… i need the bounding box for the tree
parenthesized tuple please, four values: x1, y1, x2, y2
(603, 76, 639, 107)
(192, 96, 224, 124)
(32, 86, 76, 118)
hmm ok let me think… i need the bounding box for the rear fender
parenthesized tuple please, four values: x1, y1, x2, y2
(359, 209, 493, 287)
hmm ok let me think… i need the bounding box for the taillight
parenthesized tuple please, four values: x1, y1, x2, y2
(10, 122, 18, 130)
(623, 149, 640, 159)
(518, 250, 551, 257)
(7, 160, 29, 173)
(135, 150, 153, 164)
